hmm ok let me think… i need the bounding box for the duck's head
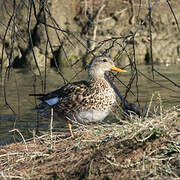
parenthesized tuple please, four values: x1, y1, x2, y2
(88, 56, 126, 79)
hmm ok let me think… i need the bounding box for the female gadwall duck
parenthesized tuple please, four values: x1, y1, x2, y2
(34, 56, 126, 137)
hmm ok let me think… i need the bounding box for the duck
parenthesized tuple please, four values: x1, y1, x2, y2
(33, 56, 127, 138)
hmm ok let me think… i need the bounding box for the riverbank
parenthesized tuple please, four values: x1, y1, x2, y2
(0, 0, 180, 70)
(0, 105, 179, 179)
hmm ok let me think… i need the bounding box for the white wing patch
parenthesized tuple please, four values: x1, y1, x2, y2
(45, 97, 59, 105)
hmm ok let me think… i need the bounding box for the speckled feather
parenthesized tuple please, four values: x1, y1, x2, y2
(37, 79, 116, 119)
(35, 56, 126, 124)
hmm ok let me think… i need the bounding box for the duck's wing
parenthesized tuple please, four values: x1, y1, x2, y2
(36, 80, 90, 108)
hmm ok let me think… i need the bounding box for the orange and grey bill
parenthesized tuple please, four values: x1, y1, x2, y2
(111, 66, 127, 73)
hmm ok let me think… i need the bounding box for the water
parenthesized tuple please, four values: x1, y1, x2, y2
(0, 64, 180, 145)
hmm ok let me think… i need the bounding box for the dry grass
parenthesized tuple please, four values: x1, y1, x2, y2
(0, 95, 180, 179)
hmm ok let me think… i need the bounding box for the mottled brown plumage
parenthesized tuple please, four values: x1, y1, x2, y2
(35, 56, 126, 137)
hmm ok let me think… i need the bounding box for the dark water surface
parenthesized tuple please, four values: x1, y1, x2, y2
(0, 64, 180, 145)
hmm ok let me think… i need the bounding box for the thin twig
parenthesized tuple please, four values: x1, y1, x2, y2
(50, 108, 54, 149)
(9, 129, 28, 152)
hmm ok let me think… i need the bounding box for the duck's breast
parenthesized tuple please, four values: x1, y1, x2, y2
(75, 109, 110, 124)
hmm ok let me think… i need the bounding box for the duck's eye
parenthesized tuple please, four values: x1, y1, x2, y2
(103, 59, 108, 62)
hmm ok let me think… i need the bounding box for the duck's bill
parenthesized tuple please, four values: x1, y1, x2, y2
(110, 66, 127, 73)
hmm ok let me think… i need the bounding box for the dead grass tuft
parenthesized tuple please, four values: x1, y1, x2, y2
(0, 95, 180, 179)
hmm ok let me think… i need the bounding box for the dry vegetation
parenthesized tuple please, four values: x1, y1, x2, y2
(0, 95, 180, 180)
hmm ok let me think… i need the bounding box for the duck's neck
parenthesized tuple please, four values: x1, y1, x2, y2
(88, 68, 106, 80)
(89, 76, 112, 89)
